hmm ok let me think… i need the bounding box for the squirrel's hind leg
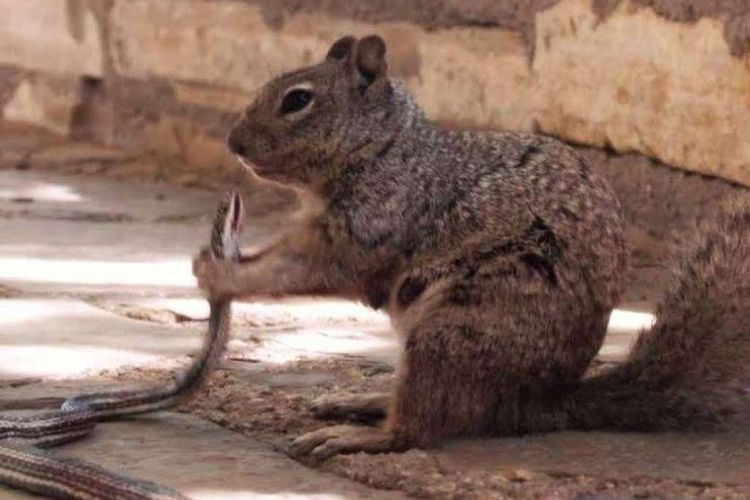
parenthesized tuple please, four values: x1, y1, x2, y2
(288, 317, 506, 460)
(384, 317, 510, 447)
(289, 311, 577, 460)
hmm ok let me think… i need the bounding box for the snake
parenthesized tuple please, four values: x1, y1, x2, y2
(0, 191, 244, 499)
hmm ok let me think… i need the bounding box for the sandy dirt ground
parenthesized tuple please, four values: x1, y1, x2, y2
(1, 122, 749, 499)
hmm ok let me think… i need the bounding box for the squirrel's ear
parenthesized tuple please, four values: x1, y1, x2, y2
(355, 35, 387, 83)
(326, 35, 357, 61)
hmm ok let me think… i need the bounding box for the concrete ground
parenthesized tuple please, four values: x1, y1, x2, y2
(1, 126, 749, 499)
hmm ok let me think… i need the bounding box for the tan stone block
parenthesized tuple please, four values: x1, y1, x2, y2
(182, 133, 227, 172)
(0, 0, 104, 76)
(106, 159, 161, 182)
(0, 122, 63, 157)
(101, 0, 750, 186)
(534, 0, 750, 186)
(410, 28, 536, 132)
(172, 82, 250, 113)
(278, 15, 536, 131)
(110, 0, 325, 91)
(0, 150, 23, 170)
(111, 0, 536, 132)
(135, 115, 231, 181)
(143, 117, 182, 158)
(28, 142, 131, 170)
(146, 117, 227, 169)
(2, 76, 81, 136)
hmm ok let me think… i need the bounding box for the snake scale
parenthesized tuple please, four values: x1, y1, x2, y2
(0, 191, 244, 499)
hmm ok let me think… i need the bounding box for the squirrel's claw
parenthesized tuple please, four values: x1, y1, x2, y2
(287, 424, 393, 462)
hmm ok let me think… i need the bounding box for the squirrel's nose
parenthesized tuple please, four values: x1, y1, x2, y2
(227, 130, 246, 156)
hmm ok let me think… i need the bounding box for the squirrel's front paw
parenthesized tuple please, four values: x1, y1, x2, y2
(192, 249, 239, 300)
(287, 424, 393, 462)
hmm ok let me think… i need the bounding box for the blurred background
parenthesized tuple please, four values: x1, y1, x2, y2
(3, 1, 750, 183)
(1, 2, 750, 499)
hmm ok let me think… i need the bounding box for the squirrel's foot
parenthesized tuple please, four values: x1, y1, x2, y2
(310, 392, 389, 422)
(287, 424, 393, 462)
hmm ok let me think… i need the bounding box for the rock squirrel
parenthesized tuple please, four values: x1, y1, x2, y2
(193, 35, 750, 460)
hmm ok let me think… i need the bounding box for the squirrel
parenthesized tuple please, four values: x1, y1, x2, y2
(193, 35, 750, 460)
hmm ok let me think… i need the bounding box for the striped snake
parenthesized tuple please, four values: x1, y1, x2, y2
(0, 191, 244, 499)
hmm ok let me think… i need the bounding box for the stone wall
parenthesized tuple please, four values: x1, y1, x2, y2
(1, 0, 750, 186)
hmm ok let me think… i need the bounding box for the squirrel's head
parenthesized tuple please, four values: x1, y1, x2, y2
(228, 35, 397, 187)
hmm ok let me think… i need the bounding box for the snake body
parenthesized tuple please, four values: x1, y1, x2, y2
(0, 191, 244, 499)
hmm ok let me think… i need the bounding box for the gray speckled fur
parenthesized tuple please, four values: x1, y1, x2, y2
(219, 35, 748, 451)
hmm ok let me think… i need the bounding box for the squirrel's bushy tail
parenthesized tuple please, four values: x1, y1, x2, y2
(568, 198, 750, 431)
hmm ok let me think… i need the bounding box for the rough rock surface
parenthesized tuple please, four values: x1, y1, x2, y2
(0, 0, 104, 76)
(2, 0, 750, 186)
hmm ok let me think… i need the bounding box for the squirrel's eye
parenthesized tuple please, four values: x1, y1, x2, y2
(281, 89, 314, 115)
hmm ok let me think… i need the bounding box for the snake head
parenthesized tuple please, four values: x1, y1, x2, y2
(211, 191, 244, 261)
(223, 191, 244, 260)
(227, 191, 244, 234)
